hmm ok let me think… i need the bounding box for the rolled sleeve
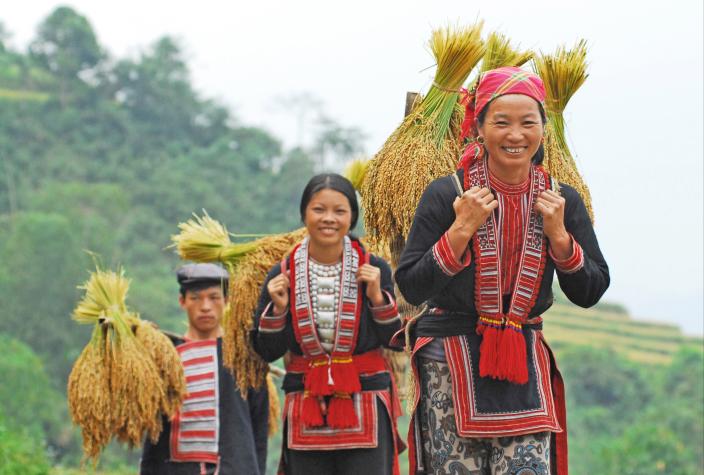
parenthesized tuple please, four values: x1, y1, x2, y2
(368, 290, 401, 325)
(258, 302, 288, 333)
(432, 231, 472, 276)
(549, 233, 585, 274)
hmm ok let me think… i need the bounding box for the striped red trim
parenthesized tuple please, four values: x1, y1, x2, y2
(182, 355, 215, 367)
(370, 291, 400, 324)
(432, 231, 472, 276)
(181, 409, 216, 418)
(258, 302, 287, 333)
(176, 339, 217, 353)
(549, 234, 584, 274)
(186, 389, 216, 400)
(171, 339, 219, 464)
(180, 430, 217, 439)
(186, 372, 215, 384)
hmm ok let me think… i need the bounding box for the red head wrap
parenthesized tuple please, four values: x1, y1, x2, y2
(458, 66, 546, 169)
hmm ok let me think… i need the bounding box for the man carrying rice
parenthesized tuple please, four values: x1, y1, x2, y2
(140, 263, 269, 475)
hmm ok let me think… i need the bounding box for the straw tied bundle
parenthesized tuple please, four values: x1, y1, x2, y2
(67, 267, 186, 463)
(480, 32, 533, 73)
(362, 23, 486, 257)
(534, 40, 594, 221)
(171, 213, 306, 435)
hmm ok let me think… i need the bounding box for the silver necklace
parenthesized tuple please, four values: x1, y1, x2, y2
(309, 258, 342, 353)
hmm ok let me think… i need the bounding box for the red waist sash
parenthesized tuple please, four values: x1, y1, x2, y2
(286, 349, 389, 429)
(287, 349, 388, 376)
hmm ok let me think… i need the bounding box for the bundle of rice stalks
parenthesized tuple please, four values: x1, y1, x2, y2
(109, 319, 164, 447)
(480, 32, 533, 72)
(533, 40, 594, 221)
(344, 158, 370, 193)
(224, 227, 309, 391)
(67, 328, 113, 461)
(67, 267, 185, 463)
(362, 23, 485, 252)
(171, 211, 260, 265)
(133, 320, 187, 417)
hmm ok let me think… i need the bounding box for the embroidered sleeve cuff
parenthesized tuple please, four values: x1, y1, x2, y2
(549, 234, 585, 274)
(369, 290, 401, 325)
(258, 302, 287, 333)
(432, 231, 472, 276)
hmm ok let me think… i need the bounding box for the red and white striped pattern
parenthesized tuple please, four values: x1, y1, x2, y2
(258, 302, 287, 333)
(549, 233, 585, 274)
(370, 290, 401, 325)
(490, 173, 530, 295)
(170, 340, 219, 464)
(432, 231, 472, 276)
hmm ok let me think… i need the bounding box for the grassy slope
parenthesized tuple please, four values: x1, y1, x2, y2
(543, 302, 702, 364)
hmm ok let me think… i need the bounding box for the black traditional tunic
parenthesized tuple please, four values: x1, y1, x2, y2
(395, 167, 610, 474)
(140, 336, 268, 475)
(252, 237, 404, 475)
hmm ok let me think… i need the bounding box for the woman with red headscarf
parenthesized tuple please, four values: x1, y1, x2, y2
(395, 67, 609, 474)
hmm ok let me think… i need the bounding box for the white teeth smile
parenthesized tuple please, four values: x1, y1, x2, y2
(503, 147, 525, 154)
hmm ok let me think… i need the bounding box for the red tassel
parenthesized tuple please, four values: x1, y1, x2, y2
(302, 395, 324, 427)
(478, 321, 501, 379)
(331, 362, 361, 394)
(327, 395, 357, 429)
(497, 324, 529, 384)
(304, 364, 333, 396)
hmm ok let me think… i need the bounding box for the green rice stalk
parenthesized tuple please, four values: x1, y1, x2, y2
(344, 158, 370, 193)
(480, 32, 533, 72)
(533, 40, 594, 221)
(170, 211, 260, 265)
(422, 23, 486, 146)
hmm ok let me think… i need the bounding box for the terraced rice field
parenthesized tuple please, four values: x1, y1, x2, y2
(542, 302, 702, 364)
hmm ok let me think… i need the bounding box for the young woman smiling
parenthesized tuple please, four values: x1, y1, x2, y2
(395, 67, 610, 475)
(252, 174, 404, 475)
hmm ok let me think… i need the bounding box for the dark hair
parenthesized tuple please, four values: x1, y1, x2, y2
(179, 281, 228, 298)
(476, 97, 547, 165)
(299, 173, 359, 229)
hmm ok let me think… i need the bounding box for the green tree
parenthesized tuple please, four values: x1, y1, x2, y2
(0, 212, 87, 383)
(29, 6, 103, 104)
(0, 334, 72, 457)
(596, 423, 695, 475)
(107, 36, 227, 149)
(312, 115, 366, 171)
(0, 410, 50, 475)
(560, 346, 651, 418)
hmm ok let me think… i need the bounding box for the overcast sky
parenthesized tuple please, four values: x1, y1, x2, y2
(5, 0, 703, 334)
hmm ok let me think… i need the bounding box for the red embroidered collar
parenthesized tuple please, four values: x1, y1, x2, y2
(488, 171, 530, 195)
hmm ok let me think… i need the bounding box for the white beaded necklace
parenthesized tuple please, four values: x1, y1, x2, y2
(308, 257, 342, 353)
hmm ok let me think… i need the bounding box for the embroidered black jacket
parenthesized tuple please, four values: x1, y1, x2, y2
(395, 169, 610, 325)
